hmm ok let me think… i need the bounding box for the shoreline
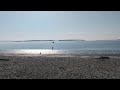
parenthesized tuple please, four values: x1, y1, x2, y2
(0, 53, 120, 57)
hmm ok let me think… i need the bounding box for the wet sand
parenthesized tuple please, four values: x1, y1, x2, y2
(0, 54, 120, 79)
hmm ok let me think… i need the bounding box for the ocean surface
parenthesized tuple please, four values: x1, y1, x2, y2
(0, 40, 120, 55)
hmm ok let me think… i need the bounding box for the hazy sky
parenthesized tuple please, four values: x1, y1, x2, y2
(0, 11, 120, 41)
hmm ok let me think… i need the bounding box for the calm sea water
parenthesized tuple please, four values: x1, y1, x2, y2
(0, 41, 120, 55)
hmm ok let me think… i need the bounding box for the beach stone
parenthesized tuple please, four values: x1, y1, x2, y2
(0, 55, 120, 79)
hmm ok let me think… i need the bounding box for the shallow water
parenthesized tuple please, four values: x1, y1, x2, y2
(0, 41, 120, 55)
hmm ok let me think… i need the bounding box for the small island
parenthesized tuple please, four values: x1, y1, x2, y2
(58, 39, 86, 41)
(0, 39, 86, 42)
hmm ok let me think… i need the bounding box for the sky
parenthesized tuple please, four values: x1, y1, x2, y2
(0, 11, 120, 41)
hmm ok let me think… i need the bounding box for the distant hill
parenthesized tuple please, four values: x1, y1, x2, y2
(0, 39, 86, 42)
(14, 39, 85, 42)
(58, 39, 85, 41)
(24, 40, 55, 42)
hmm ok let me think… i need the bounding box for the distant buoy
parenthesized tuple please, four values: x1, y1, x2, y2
(52, 42, 54, 43)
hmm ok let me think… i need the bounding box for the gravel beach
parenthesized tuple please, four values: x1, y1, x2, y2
(0, 54, 120, 79)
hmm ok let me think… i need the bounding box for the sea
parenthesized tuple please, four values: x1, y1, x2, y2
(0, 40, 120, 55)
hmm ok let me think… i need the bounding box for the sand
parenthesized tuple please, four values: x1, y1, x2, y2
(0, 54, 120, 79)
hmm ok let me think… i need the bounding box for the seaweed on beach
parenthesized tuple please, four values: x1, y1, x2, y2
(0, 59, 9, 61)
(95, 56, 110, 60)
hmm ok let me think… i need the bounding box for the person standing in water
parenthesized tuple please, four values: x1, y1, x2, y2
(52, 41, 54, 50)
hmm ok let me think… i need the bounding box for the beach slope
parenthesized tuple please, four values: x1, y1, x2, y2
(0, 55, 120, 79)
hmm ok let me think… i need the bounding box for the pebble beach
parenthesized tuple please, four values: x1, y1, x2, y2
(0, 54, 120, 79)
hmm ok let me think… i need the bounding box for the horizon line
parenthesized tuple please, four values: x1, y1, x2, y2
(0, 39, 120, 42)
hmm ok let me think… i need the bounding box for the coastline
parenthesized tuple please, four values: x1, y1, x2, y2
(0, 53, 120, 57)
